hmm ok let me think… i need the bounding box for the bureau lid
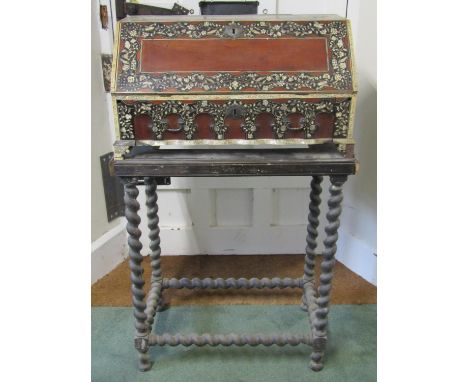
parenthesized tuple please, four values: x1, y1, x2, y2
(111, 15, 356, 95)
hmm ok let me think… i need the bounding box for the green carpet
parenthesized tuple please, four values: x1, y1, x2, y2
(92, 305, 376, 382)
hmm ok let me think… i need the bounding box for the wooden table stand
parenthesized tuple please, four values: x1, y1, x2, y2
(114, 146, 357, 372)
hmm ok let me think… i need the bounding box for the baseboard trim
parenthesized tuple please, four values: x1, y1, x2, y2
(91, 221, 128, 284)
(98, 224, 376, 286)
(148, 228, 377, 286)
(335, 231, 377, 285)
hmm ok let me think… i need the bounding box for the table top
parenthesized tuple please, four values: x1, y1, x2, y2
(113, 145, 357, 177)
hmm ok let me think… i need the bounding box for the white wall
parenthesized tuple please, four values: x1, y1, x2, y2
(91, 0, 127, 282)
(91, 0, 120, 242)
(339, 0, 377, 283)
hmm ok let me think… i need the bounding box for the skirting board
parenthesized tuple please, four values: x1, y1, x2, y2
(144, 226, 377, 286)
(91, 225, 376, 287)
(91, 221, 128, 284)
(335, 231, 377, 285)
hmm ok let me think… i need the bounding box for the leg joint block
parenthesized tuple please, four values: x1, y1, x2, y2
(135, 336, 150, 352)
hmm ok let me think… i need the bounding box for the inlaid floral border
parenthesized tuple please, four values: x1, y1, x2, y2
(117, 98, 351, 140)
(116, 20, 353, 92)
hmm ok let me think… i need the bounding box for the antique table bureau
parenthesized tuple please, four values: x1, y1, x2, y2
(111, 14, 358, 372)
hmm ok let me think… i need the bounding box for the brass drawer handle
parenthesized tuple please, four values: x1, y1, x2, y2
(283, 116, 305, 130)
(286, 125, 304, 131)
(161, 117, 184, 132)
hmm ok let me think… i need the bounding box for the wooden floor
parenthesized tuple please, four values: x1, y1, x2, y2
(92, 255, 376, 306)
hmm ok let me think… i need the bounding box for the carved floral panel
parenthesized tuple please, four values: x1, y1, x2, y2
(116, 98, 351, 140)
(115, 20, 354, 93)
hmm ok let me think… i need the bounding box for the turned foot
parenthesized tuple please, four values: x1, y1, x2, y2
(309, 351, 324, 371)
(138, 352, 152, 371)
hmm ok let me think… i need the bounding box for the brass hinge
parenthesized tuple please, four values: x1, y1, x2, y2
(101, 54, 112, 93)
(99, 5, 109, 30)
(116, 1, 192, 21)
(100, 152, 125, 222)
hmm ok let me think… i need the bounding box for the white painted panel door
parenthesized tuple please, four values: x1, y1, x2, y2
(108, 0, 348, 255)
(137, 177, 318, 255)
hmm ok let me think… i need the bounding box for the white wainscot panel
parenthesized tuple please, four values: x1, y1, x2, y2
(136, 187, 192, 228)
(272, 188, 309, 226)
(212, 189, 253, 227)
(157, 189, 192, 228)
(136, 187, 199, 256)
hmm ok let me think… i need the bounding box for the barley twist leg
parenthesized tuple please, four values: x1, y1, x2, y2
(124, 178, 151, 371)
(310, 175, 346, 371)
(301, 176, 323, 311)
(144, 178, 166, 331)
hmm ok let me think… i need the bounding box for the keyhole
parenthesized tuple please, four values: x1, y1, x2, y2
(226, 104, 245, 119)
(224, 25, 242, 38)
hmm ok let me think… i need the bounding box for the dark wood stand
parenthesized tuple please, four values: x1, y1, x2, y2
(114, 145, 357, 372)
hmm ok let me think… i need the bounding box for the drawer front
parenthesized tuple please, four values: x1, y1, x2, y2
(115, 97, 353, 143)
